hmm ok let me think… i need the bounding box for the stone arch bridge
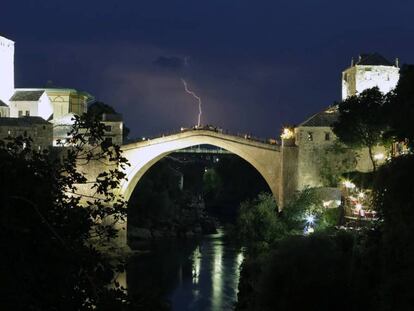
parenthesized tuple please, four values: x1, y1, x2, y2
(83, 129, 298, 246)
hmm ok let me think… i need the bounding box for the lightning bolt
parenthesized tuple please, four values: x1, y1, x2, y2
(181, 78, 202, 127)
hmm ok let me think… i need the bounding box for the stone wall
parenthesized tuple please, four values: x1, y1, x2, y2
(295, 125, 388, 189)
(295, 126, 337, 189)
(0, 121, 53, 150)
(279, 141, 298, 207)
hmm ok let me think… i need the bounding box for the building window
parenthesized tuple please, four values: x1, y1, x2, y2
(18, 110, 23, 117)
(24, 130, 27, 137)
(325, 132, 330, 141)
(104, 137, 113, 144)
(25, 110, 30, 116)
(307, 132, 313, 141)
(104, 125, 112, 132)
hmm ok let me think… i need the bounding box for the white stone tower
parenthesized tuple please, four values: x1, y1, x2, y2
(342, 53, 400, 100)
(0, 35, 15, 104)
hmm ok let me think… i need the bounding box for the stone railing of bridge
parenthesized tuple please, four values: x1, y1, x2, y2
(122, 128, 281, 152)
(125, 126, 280, 148)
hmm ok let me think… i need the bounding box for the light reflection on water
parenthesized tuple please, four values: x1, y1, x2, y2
(128, 228, 244, 311)
(169, 229, 244, 311)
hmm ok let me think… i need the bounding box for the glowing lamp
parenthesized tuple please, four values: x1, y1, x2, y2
(305, 215, 315, 224)
(281, 128, 294, 139)
(342, 180, 356, 189)
(374, 153, 385, 160)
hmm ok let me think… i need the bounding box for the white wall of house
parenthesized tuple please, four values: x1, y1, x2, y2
(10, 93, 53, 120)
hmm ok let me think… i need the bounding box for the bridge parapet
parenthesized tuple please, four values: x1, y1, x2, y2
(122, 129, 280, 152)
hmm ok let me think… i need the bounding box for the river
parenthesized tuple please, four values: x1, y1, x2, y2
(127, 228, 244, 310)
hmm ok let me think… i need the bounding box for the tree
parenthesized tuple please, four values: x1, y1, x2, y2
(384, 65, 414, 148)
(235, 189, 335, 251)
(333, 87, 387, 171)
(236, 193, 284, 250)
(319, 142, 358, 187)
(0, 114, 140, 310)
(373, 155, 414, 310)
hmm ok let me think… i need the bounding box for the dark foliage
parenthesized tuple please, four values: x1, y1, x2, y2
(333, 87, 388, 171)
(374, 155, 414, 310)
(383, 65, 414, 148)
(203, 155, 271, 221)
(236, 230, 382, 311)
(0, 114, 140, 310)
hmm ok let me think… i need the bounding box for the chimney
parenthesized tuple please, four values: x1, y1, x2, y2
(351, 57, 354, 67)
(395, 58, 399, 68)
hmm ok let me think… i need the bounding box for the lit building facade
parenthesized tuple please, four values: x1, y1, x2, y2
(0, 35, 14, 105)
(342, 53, 400, 100)
(0, 34, 124, 147)
(296, 53, 398, 191)
(101, 113, 123, 146)
(9, 90, 53, 120)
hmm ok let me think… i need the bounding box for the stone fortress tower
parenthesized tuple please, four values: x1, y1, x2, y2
(294, 53, 400, 193)
(0, 35, 15, 105)
(342, 53, 400, 100)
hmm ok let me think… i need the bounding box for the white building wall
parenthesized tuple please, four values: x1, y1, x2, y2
(37, 92, 53, 119)
(354, 65, 399, 96)
(9, 93, 53, 120)
(10, 101, 38, 117)
(0, 36, 15, 104)
(342, 65, 399, 100)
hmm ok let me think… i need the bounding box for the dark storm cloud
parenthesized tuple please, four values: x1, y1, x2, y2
(153, 56, 185, 71)
(2, 0, 414, 138)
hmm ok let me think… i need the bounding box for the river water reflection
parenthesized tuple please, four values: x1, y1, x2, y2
(128, 229, 244, 310)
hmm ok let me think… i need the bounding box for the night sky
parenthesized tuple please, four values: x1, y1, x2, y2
(2, 0, 414, 139)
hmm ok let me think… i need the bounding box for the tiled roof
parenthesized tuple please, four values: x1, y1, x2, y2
(10, 91, 45, 102)
(15, 88, 95, 101)
(356, 53, 393, 66)
(299, 107, 339, 127)
(0, 100, 8, 107)
(0, 116, 51, 126)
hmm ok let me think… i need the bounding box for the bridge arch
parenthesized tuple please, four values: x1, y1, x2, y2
(120, 130, 282, 207)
